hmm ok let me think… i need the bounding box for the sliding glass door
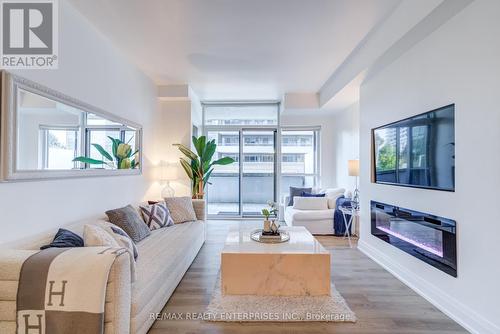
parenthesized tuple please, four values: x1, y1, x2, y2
(205, 128, 277, 218)
(204, 102, 279, 218)
(242, 129, 276, 216)
(206, 130, 240, 216)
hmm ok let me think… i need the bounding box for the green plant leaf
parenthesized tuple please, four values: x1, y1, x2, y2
(211, 157, 235, 166)
(108, 136, 120, 157)
(203, 168, 213, 187)
(202, 140, 216, 162)
(193, 135, 206, 157)
(91, 143, 113, 161)
(179, 158, 194, 179)
(128, 149, 139, 159)
(119, 158, 131, 169)
(173, 144, 198, 160)
(73, 156, 107, 165)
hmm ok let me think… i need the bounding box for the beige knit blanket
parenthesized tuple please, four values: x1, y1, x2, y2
(16, 246, 126, 334)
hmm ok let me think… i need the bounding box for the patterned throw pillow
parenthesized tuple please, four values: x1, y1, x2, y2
(139, 201, 174, 231)
(105, 205, 151, 242)
(100, 222, 139, 260)
(164, 196, 197, 224)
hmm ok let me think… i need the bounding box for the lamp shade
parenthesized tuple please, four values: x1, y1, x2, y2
(160, 162, 178, 181)
(348, 159, 359, 177)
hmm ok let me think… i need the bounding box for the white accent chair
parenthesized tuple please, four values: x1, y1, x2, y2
(283, 188, 346, 235)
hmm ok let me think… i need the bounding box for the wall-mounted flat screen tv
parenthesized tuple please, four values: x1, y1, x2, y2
(372, 104, 455, 191)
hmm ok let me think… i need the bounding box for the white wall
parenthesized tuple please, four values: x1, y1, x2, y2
(0, 1, 158, 244)
(331, 102, 360, 191)
(154, 100, 194, 197)
(358, 1, 500, 333)
(280, 113, 335, 188)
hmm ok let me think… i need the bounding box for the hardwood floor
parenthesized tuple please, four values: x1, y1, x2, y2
(149, 220, 466, 334)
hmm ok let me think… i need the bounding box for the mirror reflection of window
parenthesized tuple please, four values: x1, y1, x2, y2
(88, 130, 120, 169)
(17, 89, 83, 170)
(39, 127, 79, 170)
(16, 89, 140, 171)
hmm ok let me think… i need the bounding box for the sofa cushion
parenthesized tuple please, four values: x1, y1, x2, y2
(325, 188, 345, 209)
(40, 228, 84, 250)
(84, 224, 120, 247)
(106, 205, 151, 242)
(164, 197, 197, 223)
(301, 191, 325, 198)
(131, 220, 204, 317)
(139, 201, 174, 230)
(285, 206, 336, 221)
(288, 187, 312, 206)
(293, 197, 329, 210)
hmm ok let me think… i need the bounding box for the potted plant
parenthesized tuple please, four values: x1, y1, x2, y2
(73, 136, 139, 169)
(261, 201, 278, 233)
(174, 136, 235, 199)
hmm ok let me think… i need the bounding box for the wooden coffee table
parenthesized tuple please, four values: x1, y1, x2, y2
(221, 225, 331, 296)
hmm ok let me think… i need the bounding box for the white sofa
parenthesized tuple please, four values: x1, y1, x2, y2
(0, 199, 206, 334)
(283, 188, 345, 235)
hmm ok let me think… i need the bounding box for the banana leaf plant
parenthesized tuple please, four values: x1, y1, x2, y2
(73, 136, 139, 169)
(174, 136, 235, 199)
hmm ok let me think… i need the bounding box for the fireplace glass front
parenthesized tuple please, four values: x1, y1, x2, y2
(371, 201, 457, 277)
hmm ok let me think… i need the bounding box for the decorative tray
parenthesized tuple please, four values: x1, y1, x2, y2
(250, 229, 290, 243)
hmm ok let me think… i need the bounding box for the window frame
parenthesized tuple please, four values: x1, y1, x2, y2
(280, 126, 321, 190)
(39, 125, 80, 170)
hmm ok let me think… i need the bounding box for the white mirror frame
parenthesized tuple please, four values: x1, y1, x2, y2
(0, 71, 143, 181)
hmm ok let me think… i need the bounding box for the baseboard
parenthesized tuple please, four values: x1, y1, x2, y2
(357, 239, 499, 334)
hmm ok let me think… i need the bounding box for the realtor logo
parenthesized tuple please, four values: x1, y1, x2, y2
(1, 0, 58, 69)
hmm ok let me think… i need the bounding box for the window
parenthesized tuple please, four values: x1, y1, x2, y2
(88, 130, 120, 169)
(282, 153, 305, 163)
(204, 104, 278, 126)
(204, 103, 279, 217)
(282, 135, 313, 146)
(244, 154, 274, 162)
(40, 127, 79, 169)
(280, 129, 320, 196)
(244, 135, 274, 146)
(221, 134, 239, 146)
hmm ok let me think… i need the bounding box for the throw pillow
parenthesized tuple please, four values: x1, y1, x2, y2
(292, 197, 329, 210)
(325, 188, 345, 209)
(84, 224, 137, 282)
(100, 222, 139, 260)
(164, 196, 197, 223)
(139, 201, 174, 230)
(301, 191, 326, 197)
(40, 228, 84, 250)
(83, 224, 120, 248)
(288, 187, 312, 206)
(106, 205, 151, 242)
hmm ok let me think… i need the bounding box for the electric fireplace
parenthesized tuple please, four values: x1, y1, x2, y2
(371, 201, 457, 277)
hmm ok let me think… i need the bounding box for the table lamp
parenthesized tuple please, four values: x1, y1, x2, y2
(348, 159, 360, 209)
(160, 162, 177, 198)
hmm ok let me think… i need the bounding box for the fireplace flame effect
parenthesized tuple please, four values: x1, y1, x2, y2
(376, 226, 444, 258)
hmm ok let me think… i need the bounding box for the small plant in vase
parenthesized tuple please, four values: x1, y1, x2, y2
(261, 201, 279, 235)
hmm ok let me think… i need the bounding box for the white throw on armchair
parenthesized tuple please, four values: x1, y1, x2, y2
(283, 188, 346, 235)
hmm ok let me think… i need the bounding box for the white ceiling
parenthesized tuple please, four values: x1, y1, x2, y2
(69, 0, 401, 101)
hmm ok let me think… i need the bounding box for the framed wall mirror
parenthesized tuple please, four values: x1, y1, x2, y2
(0, 71, 142, 181)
